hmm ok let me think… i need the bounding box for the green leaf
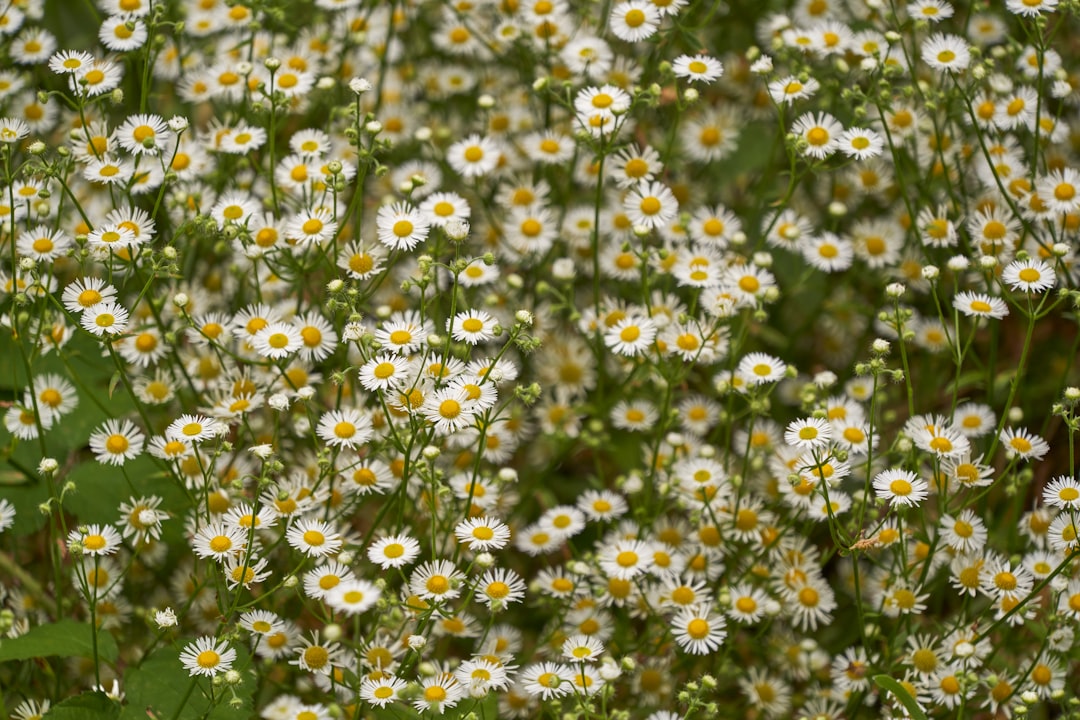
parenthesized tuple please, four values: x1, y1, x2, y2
(122, 646, 255, 720)
(873, 674, 928, 720)
(108, 372, 122, 400)
(62, 456, 187, 526)
(44, 691, 121, 720)
(0, 619, 118, 663)
(0, 475, 51, 537)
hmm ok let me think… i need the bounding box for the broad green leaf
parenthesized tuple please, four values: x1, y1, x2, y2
(62, 456, 187, 526)
(44, 691, 121, 720)
(0, 473, 51, 537)
(873, 674, 928, 720)
(0, 619, 118, 663)
(122, 646, 254, 720)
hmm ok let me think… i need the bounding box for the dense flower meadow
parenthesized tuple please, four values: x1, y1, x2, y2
(1, 0, 1080, 718)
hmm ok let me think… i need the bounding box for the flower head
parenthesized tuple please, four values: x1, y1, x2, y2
(873, 468, 929, 508)
(179, 637, 236, 677)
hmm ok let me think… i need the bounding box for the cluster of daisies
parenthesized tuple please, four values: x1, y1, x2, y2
(2, 0, 1080, 718)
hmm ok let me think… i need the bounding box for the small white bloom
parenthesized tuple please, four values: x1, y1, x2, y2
(155, 607, 178, 628)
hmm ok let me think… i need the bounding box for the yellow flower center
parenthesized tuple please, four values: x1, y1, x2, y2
(197, 650, 220, 668)
(303, 646, 329, 669)
(105, 434, 129, 453)
(890, 479, 912, 496)
(686, 618, 709, 639)
(806, 127, 829, 146)
(1010, 437, 1032, 453)
(439, 399, 461, 419)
